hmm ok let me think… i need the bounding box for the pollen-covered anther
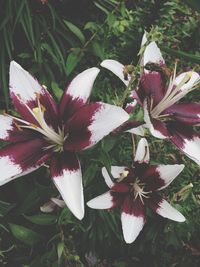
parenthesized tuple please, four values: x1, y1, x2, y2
(117, 170, 129, 182)
(14, 122, 23, 131)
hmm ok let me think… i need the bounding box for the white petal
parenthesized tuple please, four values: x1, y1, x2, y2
(174, 71, 200, 92)
(10, 61, 42, 102)
(53, 168, 84, 220)
(156, 199, 185, 222)
(0, 156, 40, 186)
(88, 103, 129, 147)
(126, 125, 145, 136)
(121, 212, 145, 244)
(134, 138, 150, 163)
(156, 164, 185, 190)
(87, 191, 113, 209)
(102, 166, 127, 188)
(182, 136, 200, 165)
(67, 67, 100, 101)
(143, 42, 165, 67)
(0, 115, 14, 140)
(101, 59, 130, 86)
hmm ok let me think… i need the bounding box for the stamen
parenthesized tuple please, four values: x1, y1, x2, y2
(130, 178, 151, 204)
(117, 170, 129, 182)
(151, 65, 198, 119)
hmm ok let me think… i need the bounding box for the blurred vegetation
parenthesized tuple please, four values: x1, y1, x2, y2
(0, 0, 200, 266)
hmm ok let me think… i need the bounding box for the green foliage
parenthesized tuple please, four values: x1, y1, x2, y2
(0, 0, 200, 266)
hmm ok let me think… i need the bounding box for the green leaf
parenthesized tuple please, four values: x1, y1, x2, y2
(0, 200, 15, 217)
(24, 214, 57, 225)
(183, 0, 200, 11)
(58, 208, 73, 225)
(51, 81, 63, 101)
(9, 223, 43, 246)
(83, 163, 98, 186)
(92, 41, 105, 60)
(66, 48, 82, 75)
(57, 242, 64, 265)
(64, 20, 85, 44)
(162, 46, 200, 64)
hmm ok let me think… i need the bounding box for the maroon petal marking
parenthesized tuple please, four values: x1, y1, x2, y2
(50, 151, 80, 175)
(59, 67, 100, 121)
(0, 114, 41, 142)
(59, 94, 85, 122)
(122, 195, 145, 217)
(0, 138, 52, 186)
(11, 88, 59, 130)
(64, 102, 129, 151)
(168, 122, 200, 165)
(64, 102, 101, 151)
(111, 182, 130, 193)
(139, 72, 166, 105)
(165, 103, 200, 126)
(9, 61, 59, 129)
(0, 138, 51, 169)
(140, 165, 166, 191)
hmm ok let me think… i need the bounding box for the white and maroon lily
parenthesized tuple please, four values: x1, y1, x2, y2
(101, 42, 200, 165)
(87, 138, 185, 243)
(0, 61, 129, 220)
(135, 42, 200, 165)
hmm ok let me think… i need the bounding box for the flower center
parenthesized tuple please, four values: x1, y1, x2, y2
(6, 94, 66, 152)
(130, 178, 151, 204)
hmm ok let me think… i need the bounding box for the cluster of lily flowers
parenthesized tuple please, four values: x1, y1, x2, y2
(0, 34, 199, 244)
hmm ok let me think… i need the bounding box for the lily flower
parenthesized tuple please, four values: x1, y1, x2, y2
(0, 61, 129, 220)
(87, 138, 185, 243)
(101, 41, 200, 165)
(134, 41, 200, 165)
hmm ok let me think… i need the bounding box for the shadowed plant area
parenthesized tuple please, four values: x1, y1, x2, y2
(0, 0, 200, 266)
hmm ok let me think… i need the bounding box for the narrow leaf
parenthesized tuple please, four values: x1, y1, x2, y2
(9, 223, 43, 246)
(64, 20, 85, 44)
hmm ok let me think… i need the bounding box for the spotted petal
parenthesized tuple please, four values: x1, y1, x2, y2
(149, 195, 185, 222)
(101, 59, 130, 86)
(0, 138, 51, 186)
(50, 152, 84, 220)
(9, 61, 58, 128)
(65, 102, 129, 151)
(121, 196, 145, 243)
(60, 67, 100, 120)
